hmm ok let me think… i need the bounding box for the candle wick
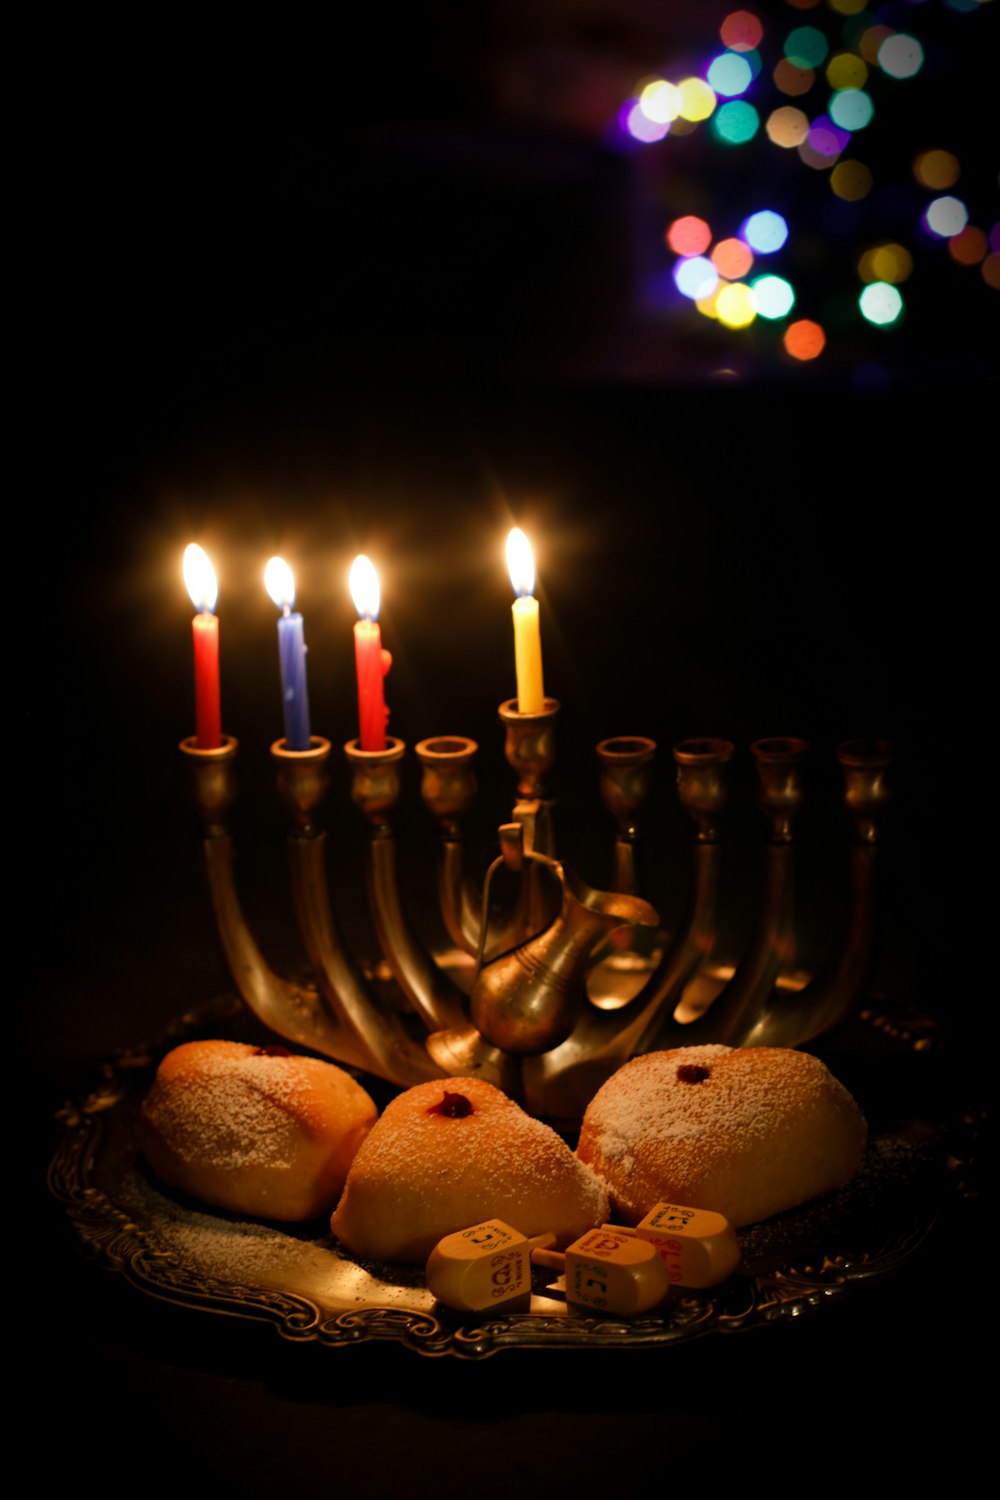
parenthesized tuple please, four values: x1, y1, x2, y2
(282, 603, 291, 617)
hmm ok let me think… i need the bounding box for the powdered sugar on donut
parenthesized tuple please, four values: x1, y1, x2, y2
(577, 1045, 867, 1228)
(139, 1040, 378, 1221)
(142, 1049, 316, 1171)
(331, 1078, 609, 1263)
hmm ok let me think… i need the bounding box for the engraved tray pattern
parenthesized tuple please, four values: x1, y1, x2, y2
(49, 995, 965, 1359)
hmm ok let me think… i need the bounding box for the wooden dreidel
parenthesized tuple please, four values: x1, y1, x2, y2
(618, 1202, 741, 1288)
(532, 1227, 671, 1315)
(426, 1220, 557, 1313)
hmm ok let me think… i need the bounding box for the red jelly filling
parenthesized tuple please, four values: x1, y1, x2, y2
(677, 1063, 711, 1084)
(255, 1045, 293, 1058)
(429, 1090, 475, 1118)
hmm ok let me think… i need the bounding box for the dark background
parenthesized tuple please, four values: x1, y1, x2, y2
(28, 3, 991, 1489)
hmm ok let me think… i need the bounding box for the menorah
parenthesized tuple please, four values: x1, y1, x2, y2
(180, 702, 891, 1123)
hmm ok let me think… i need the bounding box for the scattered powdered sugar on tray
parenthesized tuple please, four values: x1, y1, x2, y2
(117, 1161, 332, 1284)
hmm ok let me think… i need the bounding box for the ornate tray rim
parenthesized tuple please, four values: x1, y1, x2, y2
(49, 995, 959, 1359)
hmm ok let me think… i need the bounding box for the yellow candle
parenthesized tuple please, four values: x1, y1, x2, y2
(506, 527, 545, 714)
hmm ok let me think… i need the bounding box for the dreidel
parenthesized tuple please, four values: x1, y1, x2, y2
(532, 1227, 671, 1315)
(425, 1220, 557, 1313)
(609, 1202, 741, 1288)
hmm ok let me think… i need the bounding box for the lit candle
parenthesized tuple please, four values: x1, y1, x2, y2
(349, 555, 391, 751)
(506, 527, 545, 714)
(183, 543, 222, 749)
(264, 556, 311, 751)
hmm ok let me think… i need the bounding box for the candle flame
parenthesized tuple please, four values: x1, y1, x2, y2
(506, 527, 535, 598)
(184, 543, 218, 612)
(264, 555, 296, 611)
(350, 554, 380, 621)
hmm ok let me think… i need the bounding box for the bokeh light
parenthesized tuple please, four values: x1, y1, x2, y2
(666, 215, 713, 256)
(742, 209, 789, 253)
(677, 77, 717, 121)
(674, 256, 719, 300)
(859, 282, 903, 325)
(773, 58, 814, 96)
(858, 244, 913, 284)
(713, 100, 760, 143)
(785, 27, 829, 68)
(925, 196, 969, 238)
(831, 160, 873, 200)
(878, 35, 924, 80)
(798, 138, 833, 171)
(829, 89, 874, 132)
(807, 116, 849, 160)
(716, 283, 757, 327)
(914, 150, 960, 190)
(948, 226, 988, 266)
(784, 320, 826, 359)
(751, 274, 796, 319)
(625, 101, 671, 142)
(767, 106, 810, 147)
(612, 2, 989, 374)
(712, 238, 754, 279)
(720, 11, 763, 51)
(640, 79, 682, 123)
(827, 53, 868, 91)
(708, 52, 754, 97)
(859, 26, 894, 65)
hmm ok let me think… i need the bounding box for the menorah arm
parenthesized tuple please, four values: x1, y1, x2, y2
(701, 839, 797, 1046)
(289, 833, 445, 1086)
(201, 836, 377, 1073)
(367, 834, 469, 1033)
(740, 835, 878, 1049)
(436, 838, 482, 956)
(416, 736, 483, 958)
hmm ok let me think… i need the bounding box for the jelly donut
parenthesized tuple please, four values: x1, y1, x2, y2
(331, 1078, 609, 1264)
(577, 1045, 866, 1228)
(140, 1040, 378, 1221)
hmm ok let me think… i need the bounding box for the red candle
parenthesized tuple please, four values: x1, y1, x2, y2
(183, 544, 222, 749)
(349, 555, 391, 751)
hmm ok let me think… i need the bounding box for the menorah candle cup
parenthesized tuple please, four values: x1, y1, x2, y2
(596, 736, 656, 835)
(499, 698, 560, 800)
(344, 737, 406, 826)
(180, 734, 239, 835)
(415, 736, 479, 827)
(673, 738, 735, 839)
(271, 737, 332, 835)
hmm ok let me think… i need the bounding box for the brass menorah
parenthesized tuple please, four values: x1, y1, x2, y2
(181, 704, 890, 1122)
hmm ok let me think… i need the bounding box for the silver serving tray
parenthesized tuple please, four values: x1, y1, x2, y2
(49, 994, 958, 1358)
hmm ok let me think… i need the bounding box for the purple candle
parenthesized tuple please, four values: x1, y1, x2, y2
(264, 557, 311, 750)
